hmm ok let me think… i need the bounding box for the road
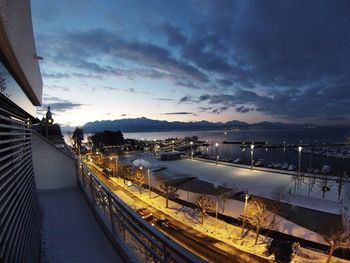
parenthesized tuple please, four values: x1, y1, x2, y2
(85, 161, 268, 263)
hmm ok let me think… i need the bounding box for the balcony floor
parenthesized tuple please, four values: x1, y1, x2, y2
(39, 187, 123, 263)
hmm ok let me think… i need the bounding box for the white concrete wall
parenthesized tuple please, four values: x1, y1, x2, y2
(32, 132, 77, 190)
(0, 0, 43, 104)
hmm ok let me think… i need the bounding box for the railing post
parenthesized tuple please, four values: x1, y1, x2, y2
(163, 243, 169, 263)
(108, 193, 115, 233)
(90, 173, 95, 202)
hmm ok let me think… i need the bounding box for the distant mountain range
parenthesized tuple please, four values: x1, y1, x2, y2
(75, 117, 320, 133)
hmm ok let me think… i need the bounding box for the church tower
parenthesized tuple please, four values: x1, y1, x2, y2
(45, 105, 54, 124)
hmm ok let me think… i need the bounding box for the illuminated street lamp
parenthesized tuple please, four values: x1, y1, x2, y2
(147, 169, 151, 199)
(244, 192, 250, 213)
(215, 143, 219, 165)
(298, 145, 302, 179)
(171, 140, 175, 151)
(190, 141, 194, 160)
(109, 156, 118, 177)
(250, 144, 255, 171)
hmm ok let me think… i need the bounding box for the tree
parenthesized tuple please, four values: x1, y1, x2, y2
(323, 215, 350, 263)
(72, 127, 84, 154)
(133, 169, 145, 194)
(196, 195, 215, 225)
(263, 193, 282, 242)
(218, 183, 236, 213)
(244, 199, 270, 245)
(91, 130, 124, 147)
(160, 182, 178, 208)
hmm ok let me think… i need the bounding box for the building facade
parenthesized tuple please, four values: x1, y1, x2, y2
(0, 1, 43, 262)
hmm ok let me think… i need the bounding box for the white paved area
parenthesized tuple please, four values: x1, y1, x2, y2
(39, 188, 123, 263)
(141, 155, 345, 214)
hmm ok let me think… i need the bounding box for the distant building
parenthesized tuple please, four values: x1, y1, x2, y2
(33, 105, 65, 148)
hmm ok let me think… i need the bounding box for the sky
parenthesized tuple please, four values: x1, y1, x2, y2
(31, 0, 350, 127)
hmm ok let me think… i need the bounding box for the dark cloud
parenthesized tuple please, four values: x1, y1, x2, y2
(153, 97, 176, 102)
(103, 86, 149, 95)
(236, 106, 253, 114)
(38, 29, 208, 85)
(179, 95, 193, 103)
(162, 1, 350, 122)
(34, 1, 350, 123)
(198, 94, 210, 102)
(212, 106, 229, 114)
(39, 95, 84, 113)
(162, 112, 197, 116)
(161, 23, 188, 47)
(198, 106, 213, 112)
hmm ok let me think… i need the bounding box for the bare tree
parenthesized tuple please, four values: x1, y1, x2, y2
(218, 184, 236, 213)
(196, 195, 215, 225)
(160, 182, 178, 208)
(133, 169, 145, 194)
(322, 215, 350, 263)
(263, 193, 282, 242)
(244, 199, 270, 245)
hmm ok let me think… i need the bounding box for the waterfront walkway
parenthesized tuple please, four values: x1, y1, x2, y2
(39, 188, 123, 263)
(139, 154, 346, 215)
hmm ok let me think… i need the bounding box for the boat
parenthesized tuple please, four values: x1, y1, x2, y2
(321, 165, 332, 174)
(233, 157, 242, 164)
(287, 164, 296, 171)
(266, 163, 273, 168)
(274, 163, 282, 169)
(281, 163, 289, 170)
(254, 159, 264, 166)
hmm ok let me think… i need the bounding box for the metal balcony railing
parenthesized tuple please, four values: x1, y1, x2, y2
(78, 163, 205, 263)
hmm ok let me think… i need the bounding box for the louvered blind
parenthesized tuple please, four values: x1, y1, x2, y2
(0, 103, 41, 263)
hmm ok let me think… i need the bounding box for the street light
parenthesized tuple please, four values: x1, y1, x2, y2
(190, 141, 194, 160)
(244, 192, 250, 213)
(298, 145, 302, 181)
(109, 155, 118, 177)
(215, 143, 219, 165)
(171, 140, 175, 151)
(250, 144, 255, 171)
(147, 169, 151, 199)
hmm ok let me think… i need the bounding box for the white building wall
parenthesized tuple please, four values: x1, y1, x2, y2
(0, 0, 43, 104)
(32, 132, 77, 190)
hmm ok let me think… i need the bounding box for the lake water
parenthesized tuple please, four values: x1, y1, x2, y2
(65, 127, 350, 175)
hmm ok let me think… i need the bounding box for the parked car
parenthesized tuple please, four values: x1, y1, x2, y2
(136, 208, 152, 219)
(146, 215, 157, 226)
(156, 217, 170, 228)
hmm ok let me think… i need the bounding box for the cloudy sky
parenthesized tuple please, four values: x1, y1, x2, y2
(31, 0, 350, 126)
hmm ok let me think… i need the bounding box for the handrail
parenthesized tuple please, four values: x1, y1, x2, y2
(78, 162, 205, 263)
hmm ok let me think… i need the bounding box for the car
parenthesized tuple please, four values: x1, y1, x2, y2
(146, 215, 157, 226)
(136, 208, 152, 219)
(156, 217, 170, 228)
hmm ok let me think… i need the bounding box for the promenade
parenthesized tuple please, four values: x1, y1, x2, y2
(139, 154, 347, 215)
